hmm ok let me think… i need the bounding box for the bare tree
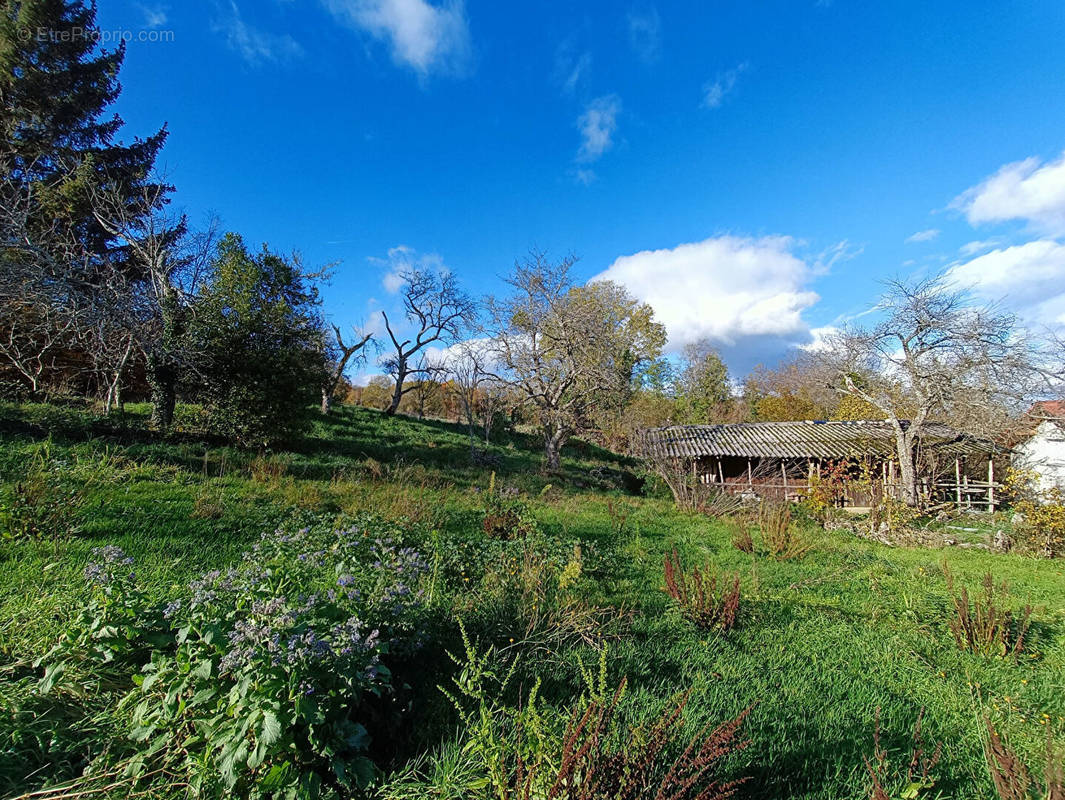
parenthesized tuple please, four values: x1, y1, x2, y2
(0, 162, 92, 397)
(321, 324, 373, 414)
(381, 267, 474, 415)
(818, 277, 1040, 505)
(89, 176, 215, 427)
(449, 339, 496, 455)
(485, 252, 665, 471)
(405, 352, 446, 418)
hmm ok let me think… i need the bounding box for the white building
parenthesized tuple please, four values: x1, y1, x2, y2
(1013, 402, 1065, 493)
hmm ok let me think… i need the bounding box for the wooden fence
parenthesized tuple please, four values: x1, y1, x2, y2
(697, 471, 1002, 511)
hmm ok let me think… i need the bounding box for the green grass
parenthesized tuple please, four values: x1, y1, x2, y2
(1, 400, 1063, 799)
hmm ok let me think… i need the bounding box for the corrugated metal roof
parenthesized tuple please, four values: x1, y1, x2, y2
(637, 420, 996, 460)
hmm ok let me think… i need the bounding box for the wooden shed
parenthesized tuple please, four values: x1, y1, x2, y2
(637, 420, 1001, 510)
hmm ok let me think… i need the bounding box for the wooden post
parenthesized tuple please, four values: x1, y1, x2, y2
(781, 460, 788, 500)
(954, 458, 963, 511)
(988, 457, 995, 512)
(717, 458, 725, 485)
(747, 459, 753, 489)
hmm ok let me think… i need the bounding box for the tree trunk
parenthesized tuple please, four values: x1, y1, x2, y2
(385, 362, 407, 416)
(148, 353, 177, 431)
(893, 430, 919, 506)
(150, 293, 182, 431)
(543, 426, 567, 471)
(105, 334, 136, 413)
(321, 387, 333, 415)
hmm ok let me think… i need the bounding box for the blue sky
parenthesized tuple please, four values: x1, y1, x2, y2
(100, 0, 1065, 377)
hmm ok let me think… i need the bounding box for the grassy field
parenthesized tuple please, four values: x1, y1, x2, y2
(1, 401, 1063, 799)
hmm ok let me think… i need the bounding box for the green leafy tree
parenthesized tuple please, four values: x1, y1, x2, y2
(486, 252, 666, 470)
(674, 341, 732, 423)
(190, 234, 328, 446)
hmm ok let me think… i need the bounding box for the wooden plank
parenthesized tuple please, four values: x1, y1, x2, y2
(954, 458, 962, 511)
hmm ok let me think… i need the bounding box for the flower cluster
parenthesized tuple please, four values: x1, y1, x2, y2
(83, 545, 135, 586)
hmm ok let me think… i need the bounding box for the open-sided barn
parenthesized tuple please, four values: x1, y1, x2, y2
(637, 420, 1001, 510)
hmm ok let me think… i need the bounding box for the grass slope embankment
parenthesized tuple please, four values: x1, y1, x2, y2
(0, 401, 1062, 799)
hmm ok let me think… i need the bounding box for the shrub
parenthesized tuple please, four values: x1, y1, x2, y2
(875, 495, 922, 534)
(482, 475, 539, 540)
(806, 460, 851, 517)
(1006, 470, 1065, 558)
(984, 718, 1064, 800)
(37, 515, 431, 798)
(188, 233, 328, 448)
(758, 502, 811, 560)
(663, 548, 740, 632)
(863, 707, 942, 800)
(947, 571, 1033, 658)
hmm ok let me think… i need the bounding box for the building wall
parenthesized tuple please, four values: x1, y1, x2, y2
(1014, 421, 1065, 493)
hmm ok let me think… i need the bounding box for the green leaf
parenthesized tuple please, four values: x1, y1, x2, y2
(38, 663, 65, 694)
(260, 710, 282, 748)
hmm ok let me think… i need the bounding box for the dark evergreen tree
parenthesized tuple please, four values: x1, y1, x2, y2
(0, 0, 169, 399)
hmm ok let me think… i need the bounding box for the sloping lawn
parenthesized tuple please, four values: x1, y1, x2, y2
(1, 402, 1061, 798)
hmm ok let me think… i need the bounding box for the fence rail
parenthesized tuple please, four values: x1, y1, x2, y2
(698, 476, 1003, 511)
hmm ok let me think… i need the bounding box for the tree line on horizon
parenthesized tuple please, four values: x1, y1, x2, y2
(2, 2, 1062, 503)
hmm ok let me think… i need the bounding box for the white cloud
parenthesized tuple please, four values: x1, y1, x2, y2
(950, 150, 1065, 236)
(944, 239, 1065, 328)
(905, 228, 940, 243)
(138, 3, 168, 28)
(555, 45, 591, 95)
(323, 0, 471, 76)
(368, 245, 445, 294)
(591, 234, 822, 370)
(216, 2, 302, 65)
(576, 95, 621, 163)
(627, 7, 661, 63)
(572, 168, 597, 186)
(801, 325, 841, 353)
(701, 62, 749, 109)
(813, 239, 862, 274)
(958, 238, 1006, 256)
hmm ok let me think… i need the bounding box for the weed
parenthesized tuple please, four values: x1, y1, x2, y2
(436, 632, 750, 800)
(482, 475, 538, 540)
(728, 517, 754, 554)
(0, 452, 83, 541)
(190, 487, 225, 519)
(248, 452, 288, 484)
(984, 719, 1064, 800)
(663, 548, 740, 632)
(540, 679, 750, 800)
(864, 706, 942, 800)
(758, 502, 811, 560)
(606, 499, 632, 538)
(947, 570, 1033, 658)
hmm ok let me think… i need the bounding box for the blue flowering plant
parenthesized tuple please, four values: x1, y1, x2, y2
(37, 545, 165, 694)
(38, 515, 432, 799)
